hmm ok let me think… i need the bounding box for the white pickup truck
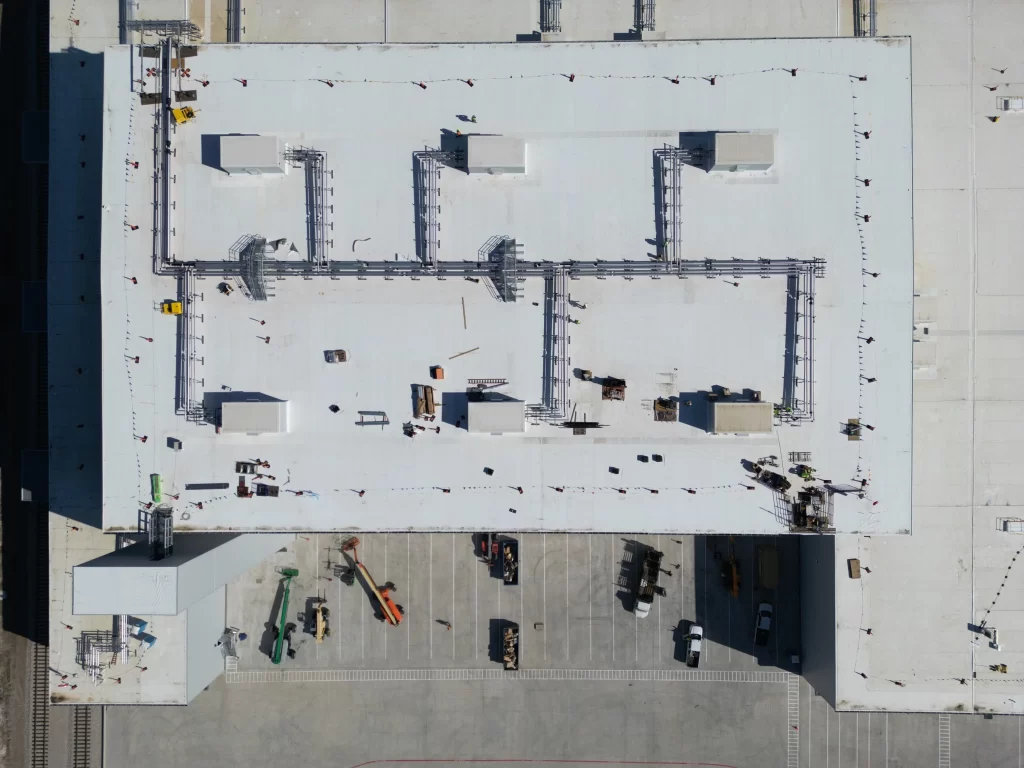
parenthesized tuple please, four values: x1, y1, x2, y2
(685, 624, 703, 668)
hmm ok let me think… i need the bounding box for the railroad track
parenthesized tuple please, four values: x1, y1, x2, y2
(29, 642, 49, 768)
(72, 706, 93, 768)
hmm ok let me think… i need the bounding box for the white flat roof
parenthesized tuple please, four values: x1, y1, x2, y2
(98, 39, 913, 534)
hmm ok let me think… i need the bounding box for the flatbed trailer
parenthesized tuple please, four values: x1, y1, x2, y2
(634, 547, 665, 618)
(503, 538, 519, 585)
(503, 622, 520, 670)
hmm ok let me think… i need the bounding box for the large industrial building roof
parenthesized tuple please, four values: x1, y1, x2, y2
(93, 38, 913, 535)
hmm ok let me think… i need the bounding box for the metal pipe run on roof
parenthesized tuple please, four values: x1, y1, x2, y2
(180, 256, 824, 280)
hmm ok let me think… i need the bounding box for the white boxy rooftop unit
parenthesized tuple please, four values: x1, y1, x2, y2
(468, 398, 527, 433)
(709, 401, 774, 434)
(220, 135, 287, 175)
(711, 132, 775, 172)
(221, 400, 290, 434)
(466, 136, 526, 175)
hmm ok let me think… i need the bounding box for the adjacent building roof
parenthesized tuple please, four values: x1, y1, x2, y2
(94, 38, 913, 534)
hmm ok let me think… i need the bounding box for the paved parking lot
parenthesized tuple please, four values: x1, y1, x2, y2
(227, 533, 800, 673)
(797, 684, 1024, 768)
(106, 662, 1024, 768)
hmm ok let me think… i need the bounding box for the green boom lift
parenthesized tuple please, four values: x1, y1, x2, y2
(271, 568, 299, 664)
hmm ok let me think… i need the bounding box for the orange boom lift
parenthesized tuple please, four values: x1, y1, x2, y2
(340, 537, 403, 626)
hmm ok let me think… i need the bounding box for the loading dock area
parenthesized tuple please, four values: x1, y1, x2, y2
(225, 532, 800, 673)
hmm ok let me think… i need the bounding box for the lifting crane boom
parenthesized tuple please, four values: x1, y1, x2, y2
(272, 568, 299, 664)
(340, 537, 403, 626)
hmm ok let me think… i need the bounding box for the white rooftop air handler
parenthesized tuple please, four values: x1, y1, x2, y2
(466, 136, 526, 175)
(711, 132, 775, 172)
(221, 400, 290, 434)
(220, 135, 287, 176)
(467, 398, 526, 433)
(709, 401, 774, 434)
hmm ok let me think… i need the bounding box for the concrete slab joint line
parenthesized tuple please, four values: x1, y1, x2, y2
(225, 669, 789, 684)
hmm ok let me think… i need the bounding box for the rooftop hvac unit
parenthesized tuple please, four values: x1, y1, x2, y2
(711, 132, 775, 172)
(220, 135, 288, 176)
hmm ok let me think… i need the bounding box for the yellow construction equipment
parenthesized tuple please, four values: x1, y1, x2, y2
(161, 300, 183, 315)
(170, 106, 197, 125)
(313, 593, 330, 643)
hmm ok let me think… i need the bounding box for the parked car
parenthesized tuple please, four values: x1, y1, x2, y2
(685, 624, 703, 668)
(754, 602, 773, 646)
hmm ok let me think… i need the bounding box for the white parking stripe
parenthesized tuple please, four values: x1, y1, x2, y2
(429, 532, 433, 659)
(315, 533, 320, 661)
(826, 698, 830, 768)
(519, 532, 524, 661)
(543, 533, 547, 661)
(787, 673, 799, 768)
(703, 541, 709, 665)
(451, 533, 456, 658)
(679, 537, 684, 627)
(611, 536, 615, 662)
(807, 677, 812, 768)
(366, 536, 370, 659)
(406, 533, 410, 660)
(227, 668, 791, 684)
(657, 534, 662, 660)
(939, 713, 951, 768)
(475, 536, 479, 660)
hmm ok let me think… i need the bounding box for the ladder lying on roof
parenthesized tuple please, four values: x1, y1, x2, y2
(357, 411, 390, 428)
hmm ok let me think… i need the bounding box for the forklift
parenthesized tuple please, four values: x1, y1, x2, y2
(478, 533, 499, 568)
(170, 105, 198, 125)
(312, 591, 331, 643)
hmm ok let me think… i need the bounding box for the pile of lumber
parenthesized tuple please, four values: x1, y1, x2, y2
(503, 625, 519, 670)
